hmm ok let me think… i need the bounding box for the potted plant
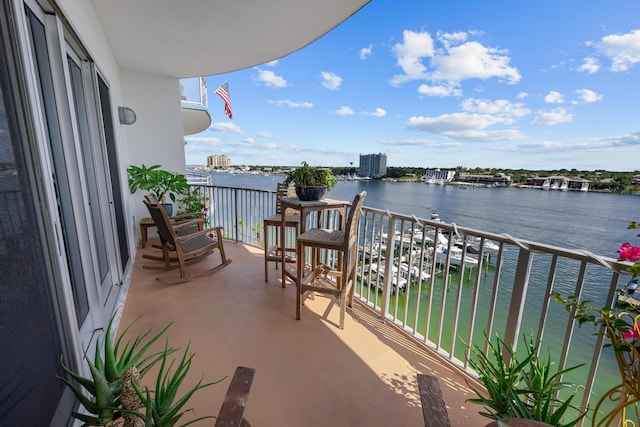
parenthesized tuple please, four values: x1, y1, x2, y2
(465, 334, 585, 426)
(58, 313, 219, 426)
(127, 164, 190, 216)
(282, 161, 338, 201)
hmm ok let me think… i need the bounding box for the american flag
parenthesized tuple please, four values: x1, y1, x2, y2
(215, 81, 233, 119)
(200, 76, 207, 99)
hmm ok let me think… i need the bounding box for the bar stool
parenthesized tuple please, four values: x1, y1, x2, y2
(295, 191, 366, 328)
(264, 183, 300, 283)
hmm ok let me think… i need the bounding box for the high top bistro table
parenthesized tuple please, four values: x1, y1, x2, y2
(278, 197, 350, 288)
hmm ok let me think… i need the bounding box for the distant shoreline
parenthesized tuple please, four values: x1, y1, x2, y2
(187, 166, 640, 195)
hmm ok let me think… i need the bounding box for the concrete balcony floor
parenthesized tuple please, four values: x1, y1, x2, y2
(120, 239, 488, 426)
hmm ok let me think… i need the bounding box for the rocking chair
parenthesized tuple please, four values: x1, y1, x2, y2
(143, 199, 231, 283)
(142, 193, 206, 261)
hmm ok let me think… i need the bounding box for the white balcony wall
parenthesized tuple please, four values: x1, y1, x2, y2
(121, 69, 186, 225)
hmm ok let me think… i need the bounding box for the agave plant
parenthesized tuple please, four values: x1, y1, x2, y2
(132, 341, 223, 427)
(466, 334, 586, 427)
(58, 314, 174, 426)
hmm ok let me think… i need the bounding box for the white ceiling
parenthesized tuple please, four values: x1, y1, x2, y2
(91, 0, 371, 79)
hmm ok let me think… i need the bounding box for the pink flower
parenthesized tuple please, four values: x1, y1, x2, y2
(619, 243, 640, 262)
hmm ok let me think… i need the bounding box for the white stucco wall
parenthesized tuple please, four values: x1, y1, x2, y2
(120, 69, 186, 229)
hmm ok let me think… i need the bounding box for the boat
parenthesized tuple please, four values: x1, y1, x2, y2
(461, 236, 500, 256)
(359, 244, 380, 261)
(434, 244, 479, 268)
(366, 263, 407, 292)
(616, 293, 640, 311)
(398, 262, 431, 283)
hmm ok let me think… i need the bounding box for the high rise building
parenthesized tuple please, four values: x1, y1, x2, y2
(358, 153, 387, 178)
(207, 154, 231, 169)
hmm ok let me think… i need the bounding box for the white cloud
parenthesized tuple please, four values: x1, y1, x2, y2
(498, 132, 640, 153)
(320, 71, 343, 90)
(461, 98, 530, 118)
(430, 41, 521, 84)
(255, 69, 288, 88)
(391, 30, 520, 94)
(391, 30, 434, 83)
(599, 29, 640, 71)
(260, 142, 281, 149)
(360, 44, 372, 60)
(335, 106, 354, 116)
(209, 122, 245, 134)
(264, 60, 279, 67)
(257, 131, 274, 138)
(578, 57, 600, 74)
(544, 91, 564, 104)
(575, 89, 603, 103)
(184, 136, 221, 145)
(530, 108, 574, 126)
(406, 112, 524, 141)
(363, 108, 387, 117)
(408, 113, 506, 132)
(437, 31, 469, 49)
(184, 137, 223, 156)
(379, 138, 462, 148)
(417, 84, 461, 97)
(516, 92, 529, 99)
(268, 99, 313, 108)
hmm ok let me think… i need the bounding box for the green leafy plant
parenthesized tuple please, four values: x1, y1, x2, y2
(282, 161, 338, 191)
(58, 314, 174, 425)
(176, 188, 209, 226)
(466, 334, 585, 426)
(551, 293, 638, 352)
(127, 164, 190, 204)
(132, 342, 223, 427)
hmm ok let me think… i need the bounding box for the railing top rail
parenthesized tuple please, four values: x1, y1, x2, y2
(189, 183, 275, 194)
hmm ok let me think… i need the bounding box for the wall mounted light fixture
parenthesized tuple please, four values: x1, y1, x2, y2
(118, 106, 137, 125)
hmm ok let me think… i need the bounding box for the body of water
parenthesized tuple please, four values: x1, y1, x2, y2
(208, 171, 638, 259)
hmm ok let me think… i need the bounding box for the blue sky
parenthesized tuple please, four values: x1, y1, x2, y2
(184, 0, 640, 171)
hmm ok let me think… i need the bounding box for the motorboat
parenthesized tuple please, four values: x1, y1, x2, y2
(460, 236, 500, 256)
(398, 262, 430, 283)
(434, 244, 479, 268)
(366, 263, 407, 292)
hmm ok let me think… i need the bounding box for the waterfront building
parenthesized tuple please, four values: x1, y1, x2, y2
(527, 176, 590, 191)
(358, 152, 387, 178)
(457, 172, 512, 186)
(422, 169, 455, 184)
(208, 154, 231, 169)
